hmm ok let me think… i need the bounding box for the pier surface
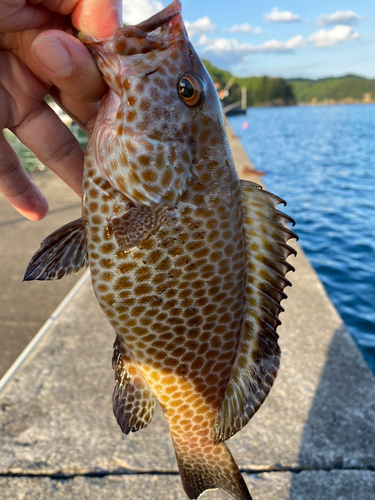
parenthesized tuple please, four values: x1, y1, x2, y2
(0, 126, 374, 499)
(0, 169, 83, 378)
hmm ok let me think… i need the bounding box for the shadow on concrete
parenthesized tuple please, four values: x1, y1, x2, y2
(0, 203, 81, 229)
(288, 324, 375, 499)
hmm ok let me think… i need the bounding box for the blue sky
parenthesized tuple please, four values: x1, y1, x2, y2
(122, 0, 375, 79)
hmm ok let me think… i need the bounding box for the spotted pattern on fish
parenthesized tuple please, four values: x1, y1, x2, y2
(82, 148, 245, 419)
(82, 144, 252, 499)
(25, 2, 297, 499)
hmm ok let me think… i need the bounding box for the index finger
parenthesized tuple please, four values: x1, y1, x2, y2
(44, 0, 122, 37)
(0, 2, 52, 32)
(72, 0, 122, 37)
(0, 136, 49, 220)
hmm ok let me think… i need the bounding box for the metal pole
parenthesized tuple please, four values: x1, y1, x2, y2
(241, 87, 247, 110)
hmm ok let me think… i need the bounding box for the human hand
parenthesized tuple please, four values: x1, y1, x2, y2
(0, 0, 121, 221)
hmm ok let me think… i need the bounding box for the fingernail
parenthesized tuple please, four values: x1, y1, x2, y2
(32, 38, 73, 77)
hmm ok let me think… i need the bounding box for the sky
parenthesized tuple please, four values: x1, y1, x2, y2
(122, 0, 375, 80)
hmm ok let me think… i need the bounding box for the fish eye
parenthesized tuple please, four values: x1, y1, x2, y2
(178, 73, 204, 107)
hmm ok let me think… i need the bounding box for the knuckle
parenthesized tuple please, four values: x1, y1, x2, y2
(75, 80, 107, 103)
(39, 134, 80, 167)
(0, 161, 18, 180)
(0, 162, 29, 198)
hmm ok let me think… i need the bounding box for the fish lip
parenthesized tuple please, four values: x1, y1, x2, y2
(113, 1, 185, 55)
(77, 1, 182, 45)
(78, 0, 185, 65)
(77, 31, 111, 45)
(124, 0, 181, 34)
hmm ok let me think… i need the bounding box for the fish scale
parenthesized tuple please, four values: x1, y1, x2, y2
(24, 2, 297, 499)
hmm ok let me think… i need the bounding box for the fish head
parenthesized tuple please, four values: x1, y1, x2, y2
(79, 0, 227, 207)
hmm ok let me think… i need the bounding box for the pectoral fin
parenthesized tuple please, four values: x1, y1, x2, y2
(213, 180, 297, 443)
(111, 205, 167, 250)
(112, 335, 155, 434)
(24, 218, 88, 281)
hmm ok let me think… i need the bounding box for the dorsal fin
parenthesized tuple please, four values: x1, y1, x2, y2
(213, 180, 297, 443)
(24, 218, 88, 281)
(112, 335, 155, 434)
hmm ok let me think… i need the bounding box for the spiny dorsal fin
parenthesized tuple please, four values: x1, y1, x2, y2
(111, 205, 168, 250)
(213, 180, 297, 443)
(24, 218, 88, 281)
(112, 335, 155, 434)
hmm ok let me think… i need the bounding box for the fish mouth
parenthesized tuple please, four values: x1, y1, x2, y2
(128, 0, 182, 34)
(113, 0, 185, 56)
(78, 0, 187, 79)
(78, 1, 184, 47)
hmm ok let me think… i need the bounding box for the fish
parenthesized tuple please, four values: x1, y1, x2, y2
(24, 1, 297, 499)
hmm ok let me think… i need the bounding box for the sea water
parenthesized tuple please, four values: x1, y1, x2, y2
(229, 104, 375, 373)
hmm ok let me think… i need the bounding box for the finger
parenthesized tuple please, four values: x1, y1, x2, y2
(71, 0, 122, 37)
(0, 3, 52, 32)
(0, 136, 49, 221)
(12, 102, 84, 196)
(50, 90, 99, 135)
(29, 0, 121, 37)
(31, 30, 107, 103)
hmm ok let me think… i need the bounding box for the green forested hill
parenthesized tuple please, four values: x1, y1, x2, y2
(203, 60, 374, 106)
(203, 60, 295, 107)
(288, 75, 375, 103)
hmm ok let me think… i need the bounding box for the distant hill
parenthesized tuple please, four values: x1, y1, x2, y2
(203, 61, 375, 107)
(203, 60, 296, 108)
(288, 75, 375, 104)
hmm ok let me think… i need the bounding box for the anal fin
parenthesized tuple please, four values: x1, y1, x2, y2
(112, 335, 155, 434)
(213, 180, 297, 443)
(111, 205, 167, 250)
(24, 218, 88, 281)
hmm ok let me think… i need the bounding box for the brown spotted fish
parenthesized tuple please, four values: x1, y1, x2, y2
(25, 1, 297, 499)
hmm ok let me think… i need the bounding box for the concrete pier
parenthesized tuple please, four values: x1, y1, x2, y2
(0, 169, 83, 379)
(0, 126, 374, 499)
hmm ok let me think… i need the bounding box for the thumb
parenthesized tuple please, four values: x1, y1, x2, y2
(31, 30, 107, 103)
(31, 0, 122, 103)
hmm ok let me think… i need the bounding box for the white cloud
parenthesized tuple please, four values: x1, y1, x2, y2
(317, 11, 361, 26)
(258, 35, 305, 52)
(197, 34, 209, 46)
(199, 25, 360, 66)
(308, 25, 360, 48)
(122, 0, 163, 25)
(225, 23, 261, 34)
(202, 35, 305, 63)
(264, 7, 301, 23)
(185, 17, 215, 39)
(202, 39, 254, 64)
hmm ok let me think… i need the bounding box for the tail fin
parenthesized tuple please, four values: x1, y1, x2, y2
(174, 441, 252, 500)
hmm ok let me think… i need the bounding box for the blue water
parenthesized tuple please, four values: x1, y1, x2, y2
(228, 104, 375, 373)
